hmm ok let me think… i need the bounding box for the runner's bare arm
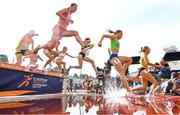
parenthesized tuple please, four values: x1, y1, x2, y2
(98, 34, 114, 47)
(108, 48, 111, 55)
(16, 39, 22, 50)
(56, 8, 69, 21)
(31, 40, 34, 50)
(16, 36, 26, 50)
(144, 55, 165, 69)
(38, 55, 43, 61)
(55, 42, 59, 51)
(66, 53, 76, 58)
(81, 45, 94, 52)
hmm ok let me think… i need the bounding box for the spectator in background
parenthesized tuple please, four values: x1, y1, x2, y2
(167, 72, 180, 95)
(84, 76, 93, 92)
(148, 63, 161, 84)
(152, 63, 160, 74)
(171, 72, 180, 80)
(68, 79, 76, 92)
(0, 54, 9, 63)
(158, 59, 171, 79)
(171, 79, 180, 95)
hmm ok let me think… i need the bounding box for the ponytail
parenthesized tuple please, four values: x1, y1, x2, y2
(107, 29, 122, 35)
(107, 29, 114, 34)
(140, 46, 149, 53)
(63, 46, 67, 50)
(139, 47, 143, 53)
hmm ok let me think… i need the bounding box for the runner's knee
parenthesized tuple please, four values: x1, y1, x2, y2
(73, 31, 79, 36)
(128, 57, 133, 64)
(153, 81, 158, 86)
(78, 66, 82, 69)
(111, 58, 121, 67)
(142, 85, 147, 90)
(16, 62, 22, 66)
(90, 59, 95, 64)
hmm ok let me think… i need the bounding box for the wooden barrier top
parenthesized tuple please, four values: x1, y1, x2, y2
(0, 62, 68, 78)
(0, 62, 140, 81)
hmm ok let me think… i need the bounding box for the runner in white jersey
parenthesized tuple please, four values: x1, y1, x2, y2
(55, 46, 76, 73)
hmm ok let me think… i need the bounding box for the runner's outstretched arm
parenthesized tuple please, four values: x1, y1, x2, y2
(98, 34, 114, 47)
(66, 53, 76, 58)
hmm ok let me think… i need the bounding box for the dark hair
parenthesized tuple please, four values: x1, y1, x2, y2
(172, 72, 179, 78)
(63, 46, 67, 50)
(108, 29, 122, 35)
(71, 3, 77, 7)
(139, 46, 149, 53)
(85, 38, 90, 41)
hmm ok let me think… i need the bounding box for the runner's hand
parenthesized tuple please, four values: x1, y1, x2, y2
(65, 18, 73, 24)
(98, 43, 102, 47)
(69, 20, 74, 24)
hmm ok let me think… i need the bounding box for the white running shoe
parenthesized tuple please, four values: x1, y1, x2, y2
(127, 92, 136, 98)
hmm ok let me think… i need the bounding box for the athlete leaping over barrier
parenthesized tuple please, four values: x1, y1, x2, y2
(34, 3, 85, 53)
(98, 29, 133, 95)
(68, 38, 98, 76)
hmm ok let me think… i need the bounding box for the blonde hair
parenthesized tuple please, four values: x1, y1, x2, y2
(139, 46, 149, 53)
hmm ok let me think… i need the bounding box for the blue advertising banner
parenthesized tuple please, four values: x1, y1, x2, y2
(0, 68, 63, 96)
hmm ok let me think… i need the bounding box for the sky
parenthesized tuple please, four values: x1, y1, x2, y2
(0, 0, 180, 77)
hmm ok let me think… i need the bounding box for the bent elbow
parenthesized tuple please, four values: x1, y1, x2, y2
(147, 63, 152, 66)
(56, 12, 61, 16)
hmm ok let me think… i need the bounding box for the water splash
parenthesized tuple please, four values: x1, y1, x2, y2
(104, 86, 129, 105)
(153, 79, 170, 95)
(149, 80, 175, 114)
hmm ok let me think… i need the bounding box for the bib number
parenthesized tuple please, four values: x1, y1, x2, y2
(113, 58, 120, 64)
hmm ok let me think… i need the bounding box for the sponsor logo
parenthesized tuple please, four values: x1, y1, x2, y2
(32, 77, 48, 88)
(17, 74, 33, 88)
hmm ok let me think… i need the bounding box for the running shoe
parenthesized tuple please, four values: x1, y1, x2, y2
(127, 92, 136, 98)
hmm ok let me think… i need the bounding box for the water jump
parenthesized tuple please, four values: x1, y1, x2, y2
(0, 3, 179, 99)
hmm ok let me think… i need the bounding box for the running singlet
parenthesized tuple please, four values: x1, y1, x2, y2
(58, 52, 66, 60)
(81, 44, 94, 55)
(110, 38, 119, 50)
(16, 36, 30, 52)
(62, 10, 71, 25)
(81, 44, 94, 50)
(139, 56, 147, 69)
